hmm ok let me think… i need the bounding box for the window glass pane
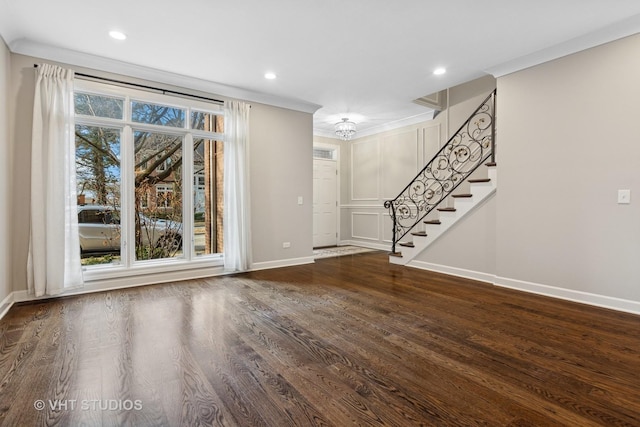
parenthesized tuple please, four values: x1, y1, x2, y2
(190, 111, 222, 131)
(193, 138, 223, 256)
(74, 93, 124, 119)
(75, 85, 226, 273)
(75, 125, 121, 266)
(134, 131, 184, 261)
(313, 148, 336, 160)
(131, 101, 185, 127)
(78, 208, 119, 224)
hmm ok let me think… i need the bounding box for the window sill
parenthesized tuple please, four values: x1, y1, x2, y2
(83, 255, 225, 283)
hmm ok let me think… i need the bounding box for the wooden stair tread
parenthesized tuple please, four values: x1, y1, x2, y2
(399, 242, 414, 248)
(437, 207, 456, 212)
(452, 193, 472, 198)
(424, 220, 441, 225)
(411, 231, 427, 237)
(468, 178, 491, 183)
(389, 252, 402, 258)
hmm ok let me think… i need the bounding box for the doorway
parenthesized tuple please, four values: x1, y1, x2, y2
(313, 146, 339, 248)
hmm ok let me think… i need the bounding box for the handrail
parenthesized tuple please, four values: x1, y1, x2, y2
(384, 89, 496, 253)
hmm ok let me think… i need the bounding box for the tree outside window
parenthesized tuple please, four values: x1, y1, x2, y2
(74, 87, 223, 267)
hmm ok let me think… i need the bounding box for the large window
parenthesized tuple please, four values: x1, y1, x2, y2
(74, 81, 224, 272)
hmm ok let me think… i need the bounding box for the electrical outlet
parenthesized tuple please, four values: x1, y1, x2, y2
(282, 242, 291, 248)
(618, 189, 631, 204)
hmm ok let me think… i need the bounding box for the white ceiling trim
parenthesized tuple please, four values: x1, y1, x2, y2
(486, 13, 640, 77)
(10, 39, 322, 114)
(313, 111, 435, 140)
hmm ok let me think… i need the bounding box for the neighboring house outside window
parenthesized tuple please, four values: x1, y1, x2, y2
(74, 80, 224, 275)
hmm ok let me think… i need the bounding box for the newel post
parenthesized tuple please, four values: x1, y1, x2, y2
(384, 200, 397, 254)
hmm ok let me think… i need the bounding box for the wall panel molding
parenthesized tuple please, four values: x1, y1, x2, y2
(340, 204, 385, 209)
(351, 139, 380, 201)
(381, 129, 420, 200)
(422, 124, 441, 165)
(351, 212, 380, 241)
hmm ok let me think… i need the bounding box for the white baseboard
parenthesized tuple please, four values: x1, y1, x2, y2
(407, 260, 495, 284)
(251, 256, 315, 271)
(339, 240, 389, 251)
(494, 276, 640, 316)
(9, 290, 28, 304)
(406, 261, 640, 316)
(0, 292, 14, 321)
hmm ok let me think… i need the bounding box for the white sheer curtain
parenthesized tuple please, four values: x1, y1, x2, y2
(27, 63, 83, 297)
(223, 101, 252, 272)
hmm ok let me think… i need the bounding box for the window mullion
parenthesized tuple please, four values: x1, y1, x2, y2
(122, 124, 134, 268)
(75, 116, 124, 128)
(183, 133, 194, 260)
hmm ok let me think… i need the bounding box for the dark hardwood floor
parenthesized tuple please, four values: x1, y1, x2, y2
(1, 251, 639, 426)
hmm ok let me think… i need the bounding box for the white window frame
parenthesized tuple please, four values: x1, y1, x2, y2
(74, 79, 225, 282)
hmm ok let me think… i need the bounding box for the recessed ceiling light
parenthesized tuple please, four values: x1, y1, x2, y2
(433, 67, 446, 75)
(264, 72, 277, 80)
(109, 31, 127, 41)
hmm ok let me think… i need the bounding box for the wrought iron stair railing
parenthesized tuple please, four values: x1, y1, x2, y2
(384, 89, 496, 254)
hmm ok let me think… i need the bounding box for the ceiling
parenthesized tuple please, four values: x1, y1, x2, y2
(2, 0, 640, 138)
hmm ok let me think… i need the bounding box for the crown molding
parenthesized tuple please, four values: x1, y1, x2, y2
(485, 13, 640, 78)
(313, 110, 435, 140)
(10, 39, 322, 114)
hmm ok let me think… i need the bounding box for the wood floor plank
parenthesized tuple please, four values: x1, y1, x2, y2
(244, 277, 522, 424)
(1, 251, 639, 426)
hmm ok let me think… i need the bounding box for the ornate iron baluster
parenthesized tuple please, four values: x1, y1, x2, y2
(385, 89, 496, 253)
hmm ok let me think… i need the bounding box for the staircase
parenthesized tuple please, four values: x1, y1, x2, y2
(385, 90, 497, 265)
(389, 164, 496, 265)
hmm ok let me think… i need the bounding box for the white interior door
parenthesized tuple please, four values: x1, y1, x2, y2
(313, 158, 338, 248)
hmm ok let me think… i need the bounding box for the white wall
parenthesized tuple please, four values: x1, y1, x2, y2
(7, 53, 315, 294)
(250, 103, 314, 267)
(413, 195, 497, 281)
(0, 38, 10, 310)
(496, 34, 640, 309)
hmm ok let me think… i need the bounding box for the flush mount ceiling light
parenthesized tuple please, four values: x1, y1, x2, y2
(109, 30, 127, 40)
(433, 67, 446, 75)
(264, 72, 277, 80)
(335, 118, 357, 140)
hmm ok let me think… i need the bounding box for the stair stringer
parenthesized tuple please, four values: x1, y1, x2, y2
(389, 167, 497, 265)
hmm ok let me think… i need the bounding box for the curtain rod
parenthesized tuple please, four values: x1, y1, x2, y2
(33, 64, 224, 105)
